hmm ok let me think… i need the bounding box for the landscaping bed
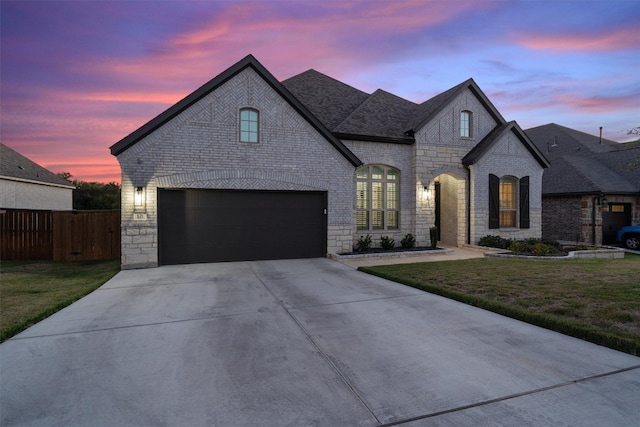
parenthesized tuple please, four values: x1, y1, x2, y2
(478, 235, 624, 259)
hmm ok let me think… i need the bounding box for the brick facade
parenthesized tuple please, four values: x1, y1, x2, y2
(543, 194, 639, 245)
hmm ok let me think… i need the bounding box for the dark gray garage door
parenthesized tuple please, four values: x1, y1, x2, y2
(158, 189, 327, 265)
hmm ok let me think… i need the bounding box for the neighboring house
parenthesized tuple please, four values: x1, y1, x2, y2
(110, 54, 548, 268)
(0, 143, 74, 210)
(526, 123, 640, 245)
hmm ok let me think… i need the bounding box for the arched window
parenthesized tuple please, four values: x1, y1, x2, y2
(239, 108, 259, 143)
(356, 165, 399, 230)
(460, 110, 472, 138)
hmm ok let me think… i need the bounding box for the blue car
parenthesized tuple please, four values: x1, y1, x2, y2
(616, 226, 640, 250)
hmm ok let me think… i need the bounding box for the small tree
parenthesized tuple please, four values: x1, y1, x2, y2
(58, 172, 121, 210)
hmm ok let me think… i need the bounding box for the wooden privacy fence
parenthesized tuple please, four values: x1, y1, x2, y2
(1, 209, 120, 261)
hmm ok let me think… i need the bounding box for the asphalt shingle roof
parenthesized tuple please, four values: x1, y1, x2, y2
(0, 143, 74, 188)
(281, 69, 369, 131)
(525, 124, 640, 196)
(283, 71, 510, 144)
(526, 123, 619, 160)
(333, 89, 418, 139)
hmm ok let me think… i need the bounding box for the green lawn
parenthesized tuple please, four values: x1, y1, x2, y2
(360, 254, 640, 355)
(0, 260, 120, 342)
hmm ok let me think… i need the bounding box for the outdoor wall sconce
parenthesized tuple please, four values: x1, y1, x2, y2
(595, 194, 608, 209)
(423, 185, 432, 199)
(134, 186, 145, 208)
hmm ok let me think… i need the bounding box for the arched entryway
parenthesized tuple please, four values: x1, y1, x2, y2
(433, 171, 467, 247)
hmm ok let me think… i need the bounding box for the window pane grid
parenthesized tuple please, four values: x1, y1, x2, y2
(356, 165, 400, 231)
(460, 111, 471, 138)
(240, 109, 258, 143)
(499, 177, 517, 227)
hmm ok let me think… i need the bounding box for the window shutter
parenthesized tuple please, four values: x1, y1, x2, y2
(519, 176, 530, 229)
(489, 174, 499, 229)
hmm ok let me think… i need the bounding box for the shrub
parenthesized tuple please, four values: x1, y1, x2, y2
(532, 243, 550, 256)
(380, 236, 395, 250)
(479, 235, 512, 249)
(400, 233, 416, 249)
(355, 235, 372, 252)
(429, 226, 438, 248)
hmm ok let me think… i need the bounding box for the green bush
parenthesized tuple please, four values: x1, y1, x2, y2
(400, 233, 416, 249)
(380, 236, 395, 250)
(355, 234, 372, 252)
(429, 226, 439, 248)
(479, 235, 512, 249)
(532, 242, 550, 256)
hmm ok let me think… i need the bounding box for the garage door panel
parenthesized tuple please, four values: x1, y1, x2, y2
(159, 189, 326, 265)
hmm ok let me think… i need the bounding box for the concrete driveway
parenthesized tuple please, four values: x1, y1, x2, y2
(1, 258, 639, 426)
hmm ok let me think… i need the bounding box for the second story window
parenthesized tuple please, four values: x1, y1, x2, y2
(460, 110, 472, 138)
(240, 108, 259, 143)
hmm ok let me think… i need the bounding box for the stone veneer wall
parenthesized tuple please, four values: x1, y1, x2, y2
(116, 67, 355, 268)
(413, 88, 498, 246)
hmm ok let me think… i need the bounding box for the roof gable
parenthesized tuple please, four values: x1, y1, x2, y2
(462, 121, 549, 168)
(0, 143, 75, 188)
(110, 55, 361, 167)
(410, 78, 506, 133)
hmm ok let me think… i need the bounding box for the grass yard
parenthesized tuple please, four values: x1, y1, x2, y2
(0, 260, 120, 342)
(361, 254, 640, 355)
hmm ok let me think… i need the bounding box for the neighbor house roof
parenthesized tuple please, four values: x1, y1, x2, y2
(0, 143, 75, 188)
(110, 55, 362, 167)
(526, 124, 639, 196)
(525, 123, 620, 160)
(597, 146, 640, 189)
(461, 121, 550, 168)
(541, 155, 638, 196)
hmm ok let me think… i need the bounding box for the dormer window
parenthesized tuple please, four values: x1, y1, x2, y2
(460, 110, 472, 138)
(240, 108, 259, 143)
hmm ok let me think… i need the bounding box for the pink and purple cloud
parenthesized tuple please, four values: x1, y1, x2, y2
(2, 0, 638, 183)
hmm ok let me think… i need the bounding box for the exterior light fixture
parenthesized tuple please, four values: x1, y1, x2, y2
(423, 185, 431, 198)
(134, 186, 145, 208)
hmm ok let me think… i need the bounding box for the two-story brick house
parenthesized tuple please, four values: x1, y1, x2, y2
(110, 54, 548, 268)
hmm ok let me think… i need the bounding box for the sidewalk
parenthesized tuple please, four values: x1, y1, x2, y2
(334, 244, 498, 268)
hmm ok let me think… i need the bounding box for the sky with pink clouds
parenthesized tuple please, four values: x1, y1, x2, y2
(2, 0, 639, 183)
